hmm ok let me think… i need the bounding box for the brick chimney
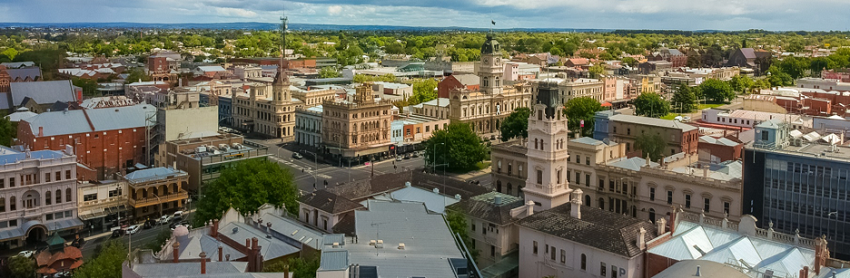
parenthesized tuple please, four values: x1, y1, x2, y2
(218, 246, 223, 262)
(38, 126, 43, 137)
(172, 242, 180, 263)
(210, 219, 218, 238)
(199, 252, 207, 274)
(253, 237, 264, 273)
(246, 238, 250, 249)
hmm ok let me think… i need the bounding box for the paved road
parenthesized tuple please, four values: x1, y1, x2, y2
(78, 211, 196, 259)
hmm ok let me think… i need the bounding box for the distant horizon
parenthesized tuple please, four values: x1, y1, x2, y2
(1, 0, 848, 32)
(0, 21, 845, 33)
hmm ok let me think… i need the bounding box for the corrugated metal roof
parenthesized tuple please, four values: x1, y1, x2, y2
(24, 103, 155, 137)
(10, 80, 76, 105)
(388, 186, 459, 214)
(318, 249, 349, 271)
(125, 167, 187, 183)
(610, 114, 697, 131)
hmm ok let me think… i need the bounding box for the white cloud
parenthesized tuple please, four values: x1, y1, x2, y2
(214, 7, 257, 17)
(328, 5, 343, 15)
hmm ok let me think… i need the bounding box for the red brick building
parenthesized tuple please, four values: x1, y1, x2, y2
(17, 103, 155, 180)
(822, 69, 850, 82)
(437, 74, 479, 98)
(698, 134, 744, 162)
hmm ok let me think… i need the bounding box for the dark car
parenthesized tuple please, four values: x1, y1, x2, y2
(143, 219, 156, 229)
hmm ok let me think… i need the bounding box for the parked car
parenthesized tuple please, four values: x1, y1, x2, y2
(411, 152, 419, 158)
(158, 215, 173, 225)
(404, 154, 411, 159)
(170, 221, 192, 231)
(395, 156, 403, 161)
(127, 225, 141, 235)
(18, 250, 35, 258)
(143, 219, 156, 229)
(292, 152, 303, 159)
(110, 227, 124, 238)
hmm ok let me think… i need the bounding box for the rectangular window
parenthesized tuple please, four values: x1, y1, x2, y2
(0, 179, 3, 188)
(56, 172, 60, 181)
(472, 223, 476, 232)
(650, 188, 655, 201)
(491, 245, 496, 257)
(557, 170, 562, 184)
(46, 214, 53, 221)
(724, 202, 730, 215)
(65, 170, 71, 180)
(704, 198, 711, 212)
(9, 177, 14, 188)
(685, 195, 691, 208)
(536, 170, 543, 185)
(586, 157, 590, 165)
(576, 154, 580, 163)
(550, 247, 556, 261)
(45, 173, 51, 183)
(575, 172, 580, 185)
(612, 266, 619, 278)
(601, 263, 607, 277)
(667, 190, 673, 205)
(586, 174, 590, 187)
(83, 194, 97, 202)
(560, 249, 566, 264)
(533, 241, 538, 255)
(599, 179, 604, 189)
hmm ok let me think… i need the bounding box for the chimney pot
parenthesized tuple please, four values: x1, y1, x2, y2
(199, 252, 207, 274)
(246, 238, 251, 249)
(172, 242, 180, 263)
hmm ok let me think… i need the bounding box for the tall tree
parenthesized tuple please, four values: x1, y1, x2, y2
(699, 79, 735, 103)
(588, 64, 605, 78)
(563, 97, 604, 137)
(0, 113, 14, 147)
(424, 122, 486, 171)
(671, 84, 697, 113)
(73, 240, 127, 278)
(409, 79, 438, 105)
(491, 105, 529, 141)
(633, 93, 670, 118)
(194, 159, 298, 226)
(318, 67, 341, 78)
(621, 57, 638, 67)
(635, 133, 667, 162)
(8, 254, 36, 278)
(2, 48, 18, 61)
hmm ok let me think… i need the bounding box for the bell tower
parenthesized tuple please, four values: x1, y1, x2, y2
(522, 81, 572, 210)
(478, 32, 503, 95)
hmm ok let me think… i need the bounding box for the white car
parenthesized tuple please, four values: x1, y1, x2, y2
(158, 215, 173, 225)
(127, 225, 141, 235)
(18, 250, 35, 258)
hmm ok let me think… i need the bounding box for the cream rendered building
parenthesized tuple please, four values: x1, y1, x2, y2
(441, 33, 533, 135)
(232, 59, 297, 141)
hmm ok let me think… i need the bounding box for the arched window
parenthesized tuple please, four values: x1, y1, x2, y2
(599, 198, 605, 210)
(56, 189, 62, 204)
(46, 191, 51, 205)
(65, 186, 71, 202)
(581, 254, 587, 270)
(584, 195, 591, 207)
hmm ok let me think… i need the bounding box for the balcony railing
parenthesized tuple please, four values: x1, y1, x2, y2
(129, 191, 188, 208)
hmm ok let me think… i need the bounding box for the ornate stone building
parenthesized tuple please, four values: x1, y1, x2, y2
(231, 55, 297, 141)
(423, 33, 532, 136)
(322, 83, 394, 162)
(521, 85, 574, 210)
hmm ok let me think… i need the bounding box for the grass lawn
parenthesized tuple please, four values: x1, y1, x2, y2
(660, 113, 679, 120)
(698, 103, 725, 110)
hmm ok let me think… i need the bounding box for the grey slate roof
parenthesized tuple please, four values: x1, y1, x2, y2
(447, 192, 524, 225)
(23, 103, 155, 137)
(0, 61, 35, 68)
(9, 80, 76, 106)
(0, 93, 9, 110)
(7, 67, 41, 80)
(518, 203, 657, 258)
(299, 189, 364, 214)
(217, 222, 300, 260)
(260, 212, 325, 250)
(453, 74, 480, 86)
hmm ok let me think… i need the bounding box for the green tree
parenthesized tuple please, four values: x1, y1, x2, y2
(776, 56, 810, 79)
(8, 254, 36, 278)
(500, 107, 531, 142)
(72, 77, 99, 97)
(143, 229, 173, 253)
(563, 97, 604, 137)
(588, 64, 605, 78)
(0, 113, 14, 147)
(446, 209, 479, 260)
(767, 66, 794, 87)
(409, 79, 438, 105)
(124, 68, 151, 84)
(194, 159, 298, 227)
(264, 256, 320, 277)
(318, 67, 341, 79)
(621, 57, 638, 67)
(74, 240, 127, 278)
(671, 84, 697, 113)
(728, 75, 755, 94)
(2, 48, 18, 60)
(424, 122, 486, 171)
(633, 93, 670, 118)
(699, 79, 735, 103)
(635, 133, 667, 162)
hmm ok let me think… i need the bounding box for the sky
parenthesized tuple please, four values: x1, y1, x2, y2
(0, 0, 849, 31)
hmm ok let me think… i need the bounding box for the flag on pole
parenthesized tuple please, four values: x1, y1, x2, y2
(491, 20, 496, 26)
